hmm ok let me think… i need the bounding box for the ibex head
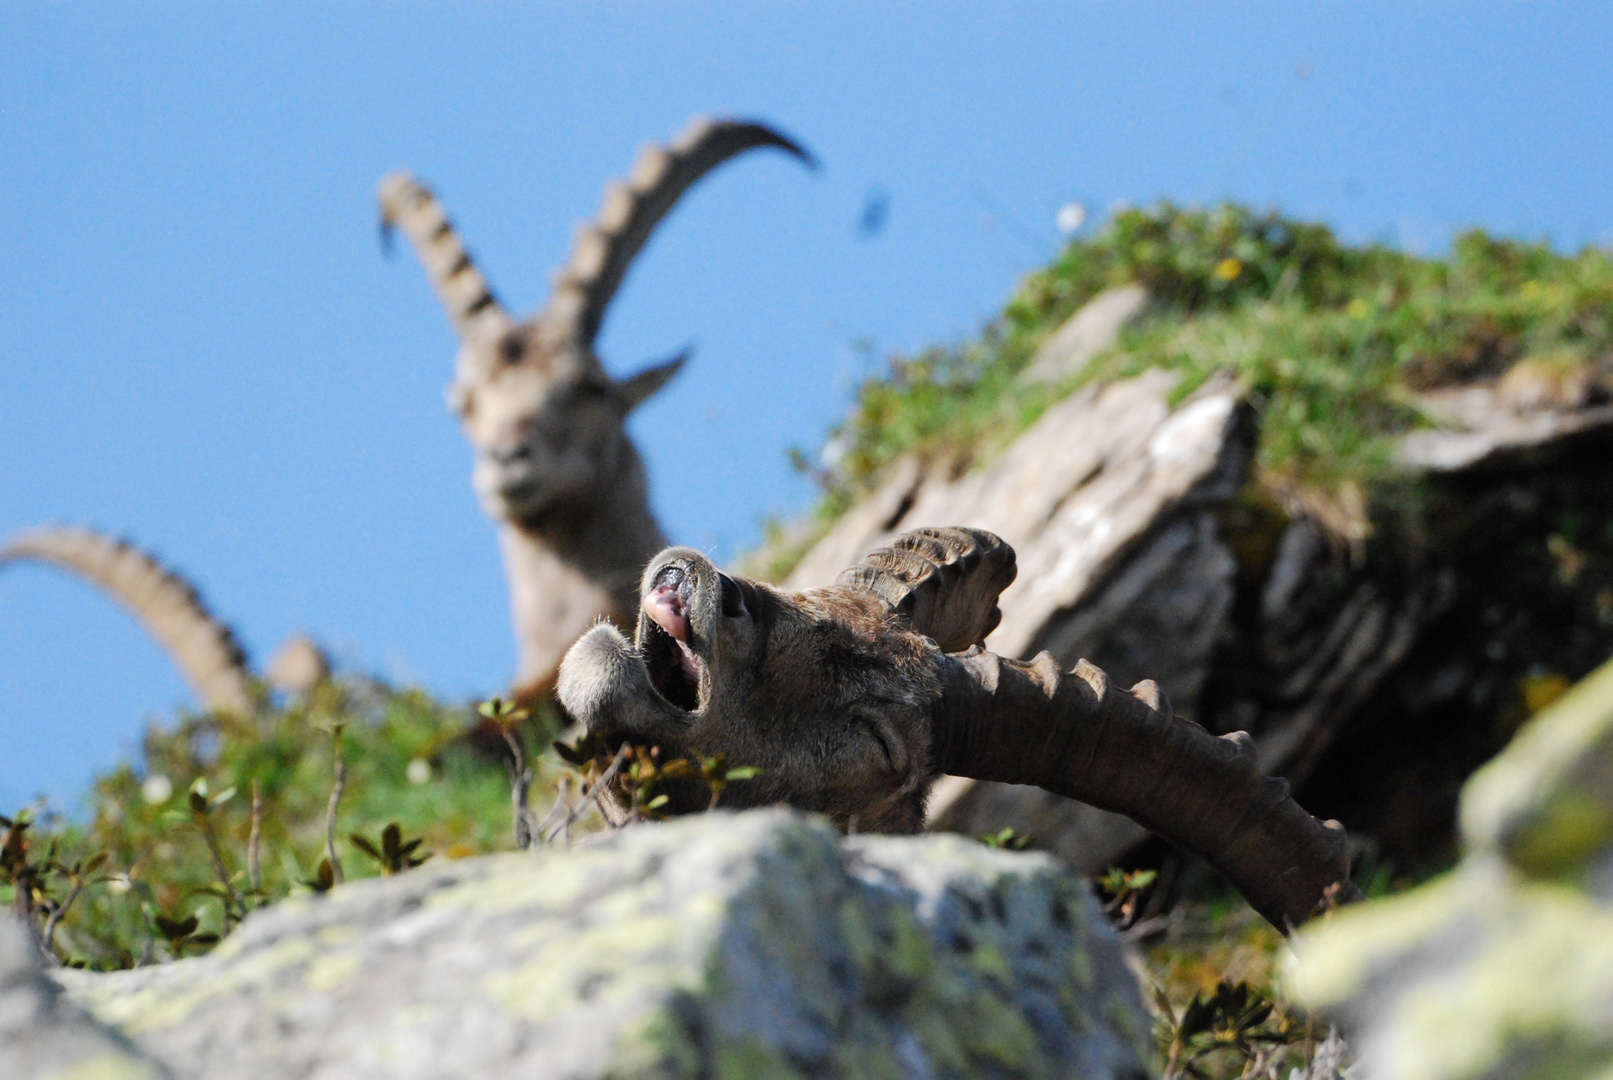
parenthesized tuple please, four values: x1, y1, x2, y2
(379, 118, 815, 528)
(559, 544, 943, 831)
(559, 526, 1359, 930)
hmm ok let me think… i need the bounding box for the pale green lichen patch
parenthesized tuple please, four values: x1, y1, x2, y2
(303, 949, 362, 993)
(71, 932, 320, 1033)
(1292, 656, 1613, 1080)
(483, 911, 705, 1020)
(1286, 866, 1484, 1009)
(1297, 877, 1613, 1080)
(1462, 655, 1613, 881)
(42, 1050, 163, 1080)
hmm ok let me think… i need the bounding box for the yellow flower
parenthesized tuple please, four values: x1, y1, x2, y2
(1347, 298, 1370, 319)
(1214, 257, 1243, 281)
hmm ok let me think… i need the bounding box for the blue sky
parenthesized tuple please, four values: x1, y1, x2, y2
(4, 4, 1612, 811)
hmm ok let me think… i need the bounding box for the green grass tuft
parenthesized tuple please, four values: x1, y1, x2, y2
(2, 680, 566, 968)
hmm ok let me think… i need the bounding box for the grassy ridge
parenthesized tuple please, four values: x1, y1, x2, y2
(770, 203, 1613, 568)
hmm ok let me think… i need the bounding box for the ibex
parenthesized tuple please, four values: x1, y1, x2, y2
(1, 526, 328, 715)
(558, 526, 1359, 930)
(379, 117, 814, 695)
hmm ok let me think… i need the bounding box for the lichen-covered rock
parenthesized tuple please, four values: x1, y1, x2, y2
(44, 810, 1152, 1080)
(1288, 655, 1613, 1080)
(0, 915, 167, 1080)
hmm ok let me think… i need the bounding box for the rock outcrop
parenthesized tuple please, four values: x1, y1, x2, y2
(789, 371, 1249, 873)
(787, 362, 1613, 873)
(1289, 654, 1613, 1080)
(14, 810, 1153, 1080)
(1018, 285, 1151, 385)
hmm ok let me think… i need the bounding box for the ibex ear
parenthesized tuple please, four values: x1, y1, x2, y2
(837, 527, 1017, 653)
(617, 347, 691, 412)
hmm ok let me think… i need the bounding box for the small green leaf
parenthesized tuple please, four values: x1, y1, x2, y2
(303, 859, 336, 893)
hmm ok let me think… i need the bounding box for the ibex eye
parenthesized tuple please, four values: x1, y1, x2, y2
(719, 574, 748, 619)
(500, 337, 523, 366)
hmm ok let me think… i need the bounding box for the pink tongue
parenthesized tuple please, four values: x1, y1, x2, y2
(643, 586, 688, 642)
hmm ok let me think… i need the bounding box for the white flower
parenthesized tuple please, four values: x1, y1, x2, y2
(406, 758, 432, 785)
(1056, 202, 1087, 235)
(141, 774, 173, 805)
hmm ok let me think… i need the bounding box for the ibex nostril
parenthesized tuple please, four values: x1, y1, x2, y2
(490, 443, 531, 466)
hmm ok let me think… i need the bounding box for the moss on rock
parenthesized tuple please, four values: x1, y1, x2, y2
(1290, 655, 1613, 1080)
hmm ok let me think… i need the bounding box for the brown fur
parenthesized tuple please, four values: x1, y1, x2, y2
(558, 549, 939, 832)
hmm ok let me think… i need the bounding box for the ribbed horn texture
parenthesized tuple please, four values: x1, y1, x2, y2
(932, 650, 1359, 930)
(1, 527, 254, 716)
(537, 116, 816, 351)
(836, 527, 1018, 653)
(377, 172, 512, 342)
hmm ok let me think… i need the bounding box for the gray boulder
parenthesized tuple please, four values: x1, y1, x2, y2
(31, 810, 1152, 1080)
(1289, 656, 1613, 1080)
(0, 914, 167, 1080)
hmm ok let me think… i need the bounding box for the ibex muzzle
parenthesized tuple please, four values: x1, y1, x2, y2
(559, 527, 1360, 930)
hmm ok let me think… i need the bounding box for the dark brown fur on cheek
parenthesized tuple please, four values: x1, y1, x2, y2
(695, 586, 942, 833)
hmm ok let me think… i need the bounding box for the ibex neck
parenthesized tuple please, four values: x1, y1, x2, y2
(520, 444, 666, 593)
(499, 441, 667, 694)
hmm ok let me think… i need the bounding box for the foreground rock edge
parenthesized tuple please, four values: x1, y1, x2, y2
(1289, 653, 1613, 1080)
(20, 810, 1153, 1080)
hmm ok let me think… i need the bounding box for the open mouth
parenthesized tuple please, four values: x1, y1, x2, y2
(641, 565, 704, 712)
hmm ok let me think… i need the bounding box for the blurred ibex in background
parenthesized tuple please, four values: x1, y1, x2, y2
(559, 526, 1358, 930)
(0, 526, 328, 714)
(380, 117, 815, 696)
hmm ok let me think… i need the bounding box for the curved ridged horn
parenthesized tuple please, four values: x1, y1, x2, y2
(1, 527, 254, 716)
(932, 650, 1359, 930)
(378, 172, 513, 342)
(537, 116, 816, 351)
(836, 527, 1017, 653)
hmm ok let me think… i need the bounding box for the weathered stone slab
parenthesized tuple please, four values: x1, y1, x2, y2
(1399, 385, 1613, 472)
(789, 371, 1247, 872)
(1019, 285, 1151, 385)
(44, 810, 1152, 1080)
